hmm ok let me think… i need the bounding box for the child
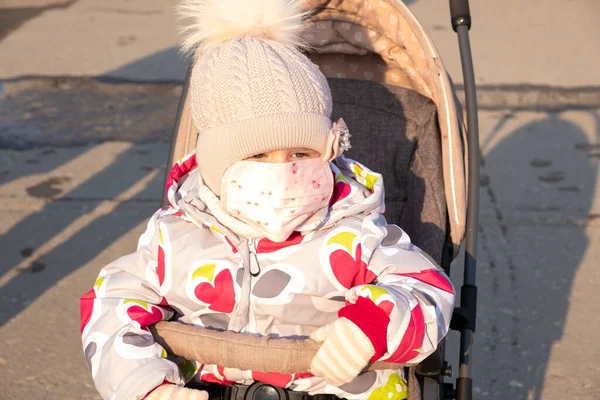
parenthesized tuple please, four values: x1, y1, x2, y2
(80, 0, 455, 399)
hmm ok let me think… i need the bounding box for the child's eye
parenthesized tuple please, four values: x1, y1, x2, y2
(251, 154, 266, 159)
(292, 153, 308, 158)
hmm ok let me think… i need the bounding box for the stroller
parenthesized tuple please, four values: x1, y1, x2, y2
(155, 0, 480, 399)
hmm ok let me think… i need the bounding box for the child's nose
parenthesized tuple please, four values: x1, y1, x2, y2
(268, 150, 289, 163)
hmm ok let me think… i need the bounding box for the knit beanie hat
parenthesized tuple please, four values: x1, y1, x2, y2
(177, 0, 333, 195)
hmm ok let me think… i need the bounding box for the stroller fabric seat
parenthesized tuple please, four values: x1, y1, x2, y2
(329, 78, 447, 263)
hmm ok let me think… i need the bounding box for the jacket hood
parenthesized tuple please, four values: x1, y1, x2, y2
(165, 152, 386, 240)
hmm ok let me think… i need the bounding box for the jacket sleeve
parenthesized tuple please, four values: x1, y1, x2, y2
(338, 214, 455, 364)
(80, 209, 184, 400)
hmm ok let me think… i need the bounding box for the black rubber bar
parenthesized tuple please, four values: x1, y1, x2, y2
(455, 22, 479, 400)
(457, 24, 479, 306)
(449, 0, 471, 31)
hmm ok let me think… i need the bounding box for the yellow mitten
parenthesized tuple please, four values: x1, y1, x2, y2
(309, 317, 375, 387)
(145, 384, 209, 400)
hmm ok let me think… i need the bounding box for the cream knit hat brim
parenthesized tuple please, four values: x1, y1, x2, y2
(197, 112, 331, 195)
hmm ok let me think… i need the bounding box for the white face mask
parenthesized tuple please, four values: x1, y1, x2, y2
(221, 158, 334, 242)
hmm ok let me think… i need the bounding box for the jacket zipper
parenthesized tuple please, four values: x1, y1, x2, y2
(248, 239, 261, 277)
(246, 239, 260, 334)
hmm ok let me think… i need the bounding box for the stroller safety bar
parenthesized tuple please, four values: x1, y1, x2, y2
(151, 321, 409, 374)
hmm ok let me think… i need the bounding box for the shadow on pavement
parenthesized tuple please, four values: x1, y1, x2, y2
(0, 144, 165, 326)
(0, 79, 181, 149)
(99, 46, 188, 83)
(0, 0, 78, 43)
(477, 111, 599, 399)
(0, 146, 90, 186)
(0, 39, 188, 326)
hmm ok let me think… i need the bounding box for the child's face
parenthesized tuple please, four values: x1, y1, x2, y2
(244, 148, 321, 163)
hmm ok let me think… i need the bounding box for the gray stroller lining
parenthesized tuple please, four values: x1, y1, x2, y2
(329, 78, 447, 262)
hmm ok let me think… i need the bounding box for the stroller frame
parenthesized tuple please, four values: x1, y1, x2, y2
(415, 2, 479, 399)
(162, 1, 479, 399)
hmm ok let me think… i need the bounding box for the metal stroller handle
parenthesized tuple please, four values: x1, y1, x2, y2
(449, 1, 479, 400)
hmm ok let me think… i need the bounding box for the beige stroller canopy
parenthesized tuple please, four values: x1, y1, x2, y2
(302, 0, 468, 248)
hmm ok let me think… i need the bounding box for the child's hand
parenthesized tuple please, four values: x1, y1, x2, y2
(309, 317, 375, 386)
(145, 384, 209, 400)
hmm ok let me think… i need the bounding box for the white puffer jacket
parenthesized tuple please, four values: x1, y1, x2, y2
(80, 154, 455, 400)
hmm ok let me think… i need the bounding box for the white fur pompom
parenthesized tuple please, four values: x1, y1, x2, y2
(177, 0, 309, 59)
